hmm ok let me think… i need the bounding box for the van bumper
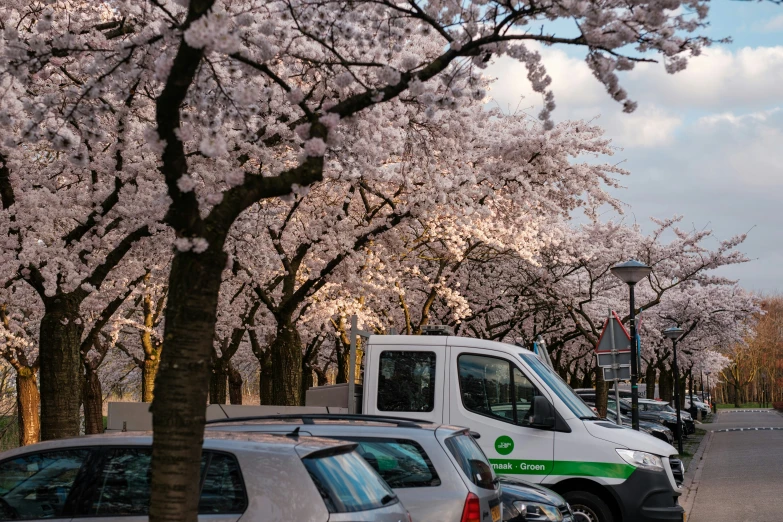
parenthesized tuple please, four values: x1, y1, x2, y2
(609, 469, 684, 521)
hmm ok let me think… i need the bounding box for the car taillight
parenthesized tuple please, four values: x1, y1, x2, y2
(460, 492, 481, 522)
(406, 512, 413, 522)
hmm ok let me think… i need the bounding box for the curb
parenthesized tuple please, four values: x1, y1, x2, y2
(679, 430, 714, 518)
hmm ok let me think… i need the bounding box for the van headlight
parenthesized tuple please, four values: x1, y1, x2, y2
(616, 449, 664, 472)
(511, 501, 563, 521)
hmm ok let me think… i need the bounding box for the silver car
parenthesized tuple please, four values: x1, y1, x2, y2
(0, 431, 412, 522)
(206, 414, 503, 522)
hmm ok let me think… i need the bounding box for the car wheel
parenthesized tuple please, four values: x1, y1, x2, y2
(563, 491, 614, 522)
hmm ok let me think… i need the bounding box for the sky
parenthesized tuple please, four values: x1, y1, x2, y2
(485, 2, 783, 294)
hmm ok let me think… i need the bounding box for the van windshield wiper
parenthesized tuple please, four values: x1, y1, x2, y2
(579, 415, 602, 421)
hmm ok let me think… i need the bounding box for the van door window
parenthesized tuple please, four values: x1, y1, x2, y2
(513, 368, 538, 426)
(377, 351, 436, 412)
(0, 449, 89, 519)
(457, 354, 542, 426)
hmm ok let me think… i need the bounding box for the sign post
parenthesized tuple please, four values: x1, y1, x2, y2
(595, 310, 632, 426)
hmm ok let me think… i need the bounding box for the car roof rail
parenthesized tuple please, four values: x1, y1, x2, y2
(205, 413, 434, 428)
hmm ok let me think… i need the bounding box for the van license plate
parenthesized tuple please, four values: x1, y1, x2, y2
(491, 504, 501, 522)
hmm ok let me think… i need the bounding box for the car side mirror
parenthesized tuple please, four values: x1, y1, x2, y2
(531, 396, 555, 429)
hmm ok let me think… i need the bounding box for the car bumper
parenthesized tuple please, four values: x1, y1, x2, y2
(609, 469, 684, 522)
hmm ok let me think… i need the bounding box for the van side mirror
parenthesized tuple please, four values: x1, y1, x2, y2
(531, 396, 555, 429)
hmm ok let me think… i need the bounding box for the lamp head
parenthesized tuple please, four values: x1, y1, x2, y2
(611, 260, 652, 285)
(662, 326, 684, 340)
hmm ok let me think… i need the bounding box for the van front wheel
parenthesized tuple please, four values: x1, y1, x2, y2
(563, 491, 614, 522)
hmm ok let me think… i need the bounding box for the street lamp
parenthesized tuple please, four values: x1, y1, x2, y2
(611, 260, 652, 431)
(663, 326, 685, 454)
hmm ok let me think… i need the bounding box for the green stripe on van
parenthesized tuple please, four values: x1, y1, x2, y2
(489, 459, 635, 480)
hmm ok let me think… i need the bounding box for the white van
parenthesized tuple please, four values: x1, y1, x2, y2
(359, 334, 684, 522)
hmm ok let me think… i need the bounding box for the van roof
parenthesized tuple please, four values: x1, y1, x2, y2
(205, 414, 464, 433)
(368, 334, 538, 357)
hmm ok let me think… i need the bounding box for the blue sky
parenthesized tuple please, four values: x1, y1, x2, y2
(487, 2, 783, 293)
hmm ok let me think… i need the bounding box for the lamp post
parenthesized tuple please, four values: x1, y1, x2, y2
(663, 326, 685, 454)
(611, 260, 652, 431)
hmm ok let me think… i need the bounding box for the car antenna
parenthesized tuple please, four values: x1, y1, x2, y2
(286, 427, 300, 438)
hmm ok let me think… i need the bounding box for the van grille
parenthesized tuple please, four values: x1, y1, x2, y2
(669, 457, 684, 486)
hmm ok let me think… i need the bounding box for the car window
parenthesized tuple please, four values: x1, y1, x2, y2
(302, 448, 398, 513)
(0, 449, 89, 520)
(88, 448, 150, 515)
(198, 453, 246, 514)
(377, 351, 436, 412)
(458, 353, 543, 427)
(76, 448, 245, 516)
(444, 434, 496, 490)
(348, 439, 441, 488)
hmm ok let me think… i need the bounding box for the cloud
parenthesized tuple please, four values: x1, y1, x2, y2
(485, 48, 683, 148)
(486, 42, 783, 292)
(760, 14, 783, 32)
(487, 44, 783, 125)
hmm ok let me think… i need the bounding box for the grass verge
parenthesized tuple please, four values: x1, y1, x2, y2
(680, 428, 707, 472)
(716, 402, 768, 409)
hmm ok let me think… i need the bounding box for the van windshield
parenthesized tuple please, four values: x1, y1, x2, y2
(519, 353, 595, 418)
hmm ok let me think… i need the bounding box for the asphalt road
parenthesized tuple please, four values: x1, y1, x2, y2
(689, 410, 783, 522)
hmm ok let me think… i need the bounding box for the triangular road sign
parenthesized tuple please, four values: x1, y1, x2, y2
(595, 310, 631, 353)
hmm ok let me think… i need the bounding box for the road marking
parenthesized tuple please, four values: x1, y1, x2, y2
(714, 427, 783, 432)
(720, 409, 774, 412)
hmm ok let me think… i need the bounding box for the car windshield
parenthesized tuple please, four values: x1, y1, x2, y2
(520, 352, 595, 418)
(445, 434, 496, 490)
(644, 402, 669, 412)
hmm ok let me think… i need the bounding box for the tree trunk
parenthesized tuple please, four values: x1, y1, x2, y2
(659, 366, 672, 403)
(258, 356, 273, 404)
(645, 364, 656, 399)
(301, 362, 314, 406)
(269, 320, 302, 406)
(142, 356, 159, 403)
(595, 366, 608, 417)
(581, 366, 593, 388)
(39, 297, 84, 440)
(335, 338, 349, 384)
(228, 364, 243, 405)
(83, 366, 104, 435)
(150, 248, 226, 522)
(16, 367, 40, 446)
(209, 358, 228, 405)
(734, 381, 742, 407)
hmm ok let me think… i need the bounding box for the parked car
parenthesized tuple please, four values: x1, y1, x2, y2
(206, 414, 503, 522)
(574, 391, 690, 437)
(683, 398, 710, 417)
(639, 399, 695, 435)
(0, 431, 412, 522)
(499, 476, 574, 522)
(602, 408, 675, 446)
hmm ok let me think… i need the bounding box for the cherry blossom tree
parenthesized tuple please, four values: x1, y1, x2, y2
(1, 0, 738, 518)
